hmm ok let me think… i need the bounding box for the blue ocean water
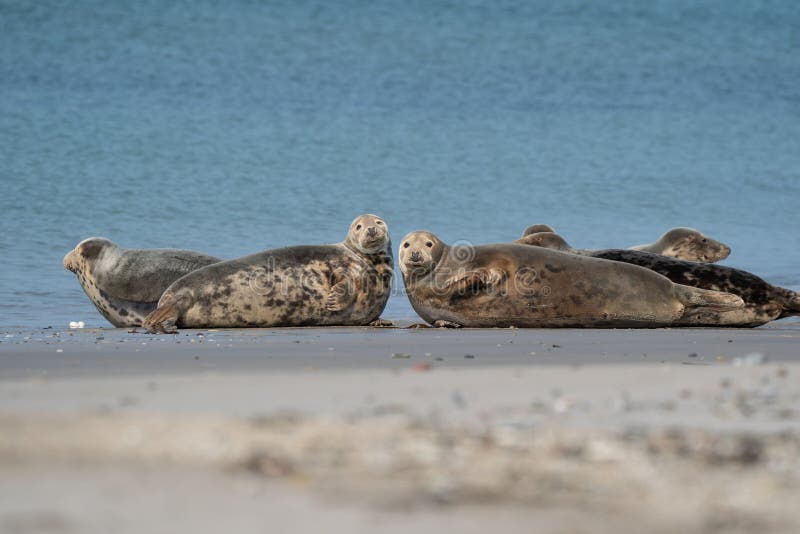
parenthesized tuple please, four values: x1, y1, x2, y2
(1, 0, 798, 328)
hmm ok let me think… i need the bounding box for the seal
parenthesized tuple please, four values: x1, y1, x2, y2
(515, 232, 800, 327)
(399, 231, 744, 328)
(143, 214, 394, 332)
(521, 224, 556, 236)
(63, 237, 222, 327)
(520, 225, 731, 262)
(630, 227, 730, 262)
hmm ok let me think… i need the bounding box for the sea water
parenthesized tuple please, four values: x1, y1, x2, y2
(1, 0, 798, 327)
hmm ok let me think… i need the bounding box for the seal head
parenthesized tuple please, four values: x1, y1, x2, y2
(345, 214, 390, 255)
(521, 224, 557, 237)
(399, 231, 446, 280)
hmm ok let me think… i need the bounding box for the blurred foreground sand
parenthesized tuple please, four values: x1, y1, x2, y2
(1, 324, 798, 533)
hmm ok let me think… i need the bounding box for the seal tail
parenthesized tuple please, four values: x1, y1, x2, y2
(674, 285, 745, 311)
(142, 292, 185, 334)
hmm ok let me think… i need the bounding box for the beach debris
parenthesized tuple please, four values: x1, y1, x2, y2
(688, 352, 698, 358)
(56, 349, 63, 353)
(69, 321, 85, 329)
(392, 352, 411, 359)
(733, 352, 767, 367)
(411, 362, 432, 372)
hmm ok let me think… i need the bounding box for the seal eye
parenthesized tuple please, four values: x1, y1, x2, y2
(376, 221, 383, 225)
(356, 225, 362, 230)
(701, 238, 708, 244)
(425, 242, 433, 248)
(403, 243, 410, 248)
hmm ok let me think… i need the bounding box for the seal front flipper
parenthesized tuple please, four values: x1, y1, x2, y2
(444, 268, 505, 293)
(368, 318, 394, 327)
(143, 291, 192, 334)
(325, 269, 357, 312)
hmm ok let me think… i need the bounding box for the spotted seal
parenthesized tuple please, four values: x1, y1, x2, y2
(143, 214, 393, 332)
(520, 225, 731, 262)
(63, 237, 222, 327)
(630, 227, 731, 262)
(399, 231, 743, 328)
(516, 232, 800, 327)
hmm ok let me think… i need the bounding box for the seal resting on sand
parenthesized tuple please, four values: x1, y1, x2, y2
(143, 214, 394, 333)
(63, 237, 221, 327)
(520, 225, 731, 263)
(399, 231, 743, 328)
(516, 232, 800, 327)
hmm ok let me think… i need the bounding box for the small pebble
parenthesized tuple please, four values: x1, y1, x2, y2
(464, 354, 475, 359)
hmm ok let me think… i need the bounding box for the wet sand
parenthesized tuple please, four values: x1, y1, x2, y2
(1, 321, 799, 533)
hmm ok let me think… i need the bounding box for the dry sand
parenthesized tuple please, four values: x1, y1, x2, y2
(1, 321, 799, 533)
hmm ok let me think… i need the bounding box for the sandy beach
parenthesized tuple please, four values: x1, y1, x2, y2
(1, 321, 799, 533)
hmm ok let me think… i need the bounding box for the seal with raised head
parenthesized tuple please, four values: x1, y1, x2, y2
(630, 227, 730, 262)
(399, 231, 744, 328)
(519, 225, 731, 263)
(143, 214, 394, 332)
(516, 232, 800, 327)
(63, 237, 222, 327)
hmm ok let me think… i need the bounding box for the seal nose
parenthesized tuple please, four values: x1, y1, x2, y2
(63, 251, 75, 271)
(367, 226, 377, 237)
(410, 251, 422, 262)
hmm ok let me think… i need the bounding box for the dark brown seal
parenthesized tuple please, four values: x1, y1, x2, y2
(63, 237, 221, 327)
(516, 232, 800, 326)
(143, 214, 393, 332)
(399, 231, 743, 328)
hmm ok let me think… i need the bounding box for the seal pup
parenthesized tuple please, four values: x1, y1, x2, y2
(399, 231, 743, 328)
(520, 225, 731, 263)
(143, 214, 394, 332)
(63, 237, 222, 327)
(630, 227, 730, 262)
(516, 232, 800, 326)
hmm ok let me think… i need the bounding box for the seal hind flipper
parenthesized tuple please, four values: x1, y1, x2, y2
(674, 285, 744, 311)
(143, 292, 191, 333)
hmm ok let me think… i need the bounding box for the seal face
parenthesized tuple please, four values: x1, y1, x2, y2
(63, 237, 222, 327)
(517, 232, 800, 326)
(143, 214, 394, 332)
(630, 227, 731, 262)
(399, 231, 743, 328)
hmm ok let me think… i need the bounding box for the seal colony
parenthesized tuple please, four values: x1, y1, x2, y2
(63, 238, 221, 327)
(142, 214, 393, 332)
(520, 225, 731, 263)
(399, 231, 743, 328)
(516, 232, 800, 327)
(63, 216, 795, 330)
